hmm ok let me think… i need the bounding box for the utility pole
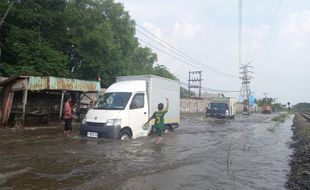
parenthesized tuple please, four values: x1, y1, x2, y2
(188, 71, 203, 98)
(0, 0, 16, 61)
(238, 0, 243, 67)
(287, 102, 291, 114)
(239, 63, 253, 114)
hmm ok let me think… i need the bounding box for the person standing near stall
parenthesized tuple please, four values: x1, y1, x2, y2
(63, 94, 73, 136)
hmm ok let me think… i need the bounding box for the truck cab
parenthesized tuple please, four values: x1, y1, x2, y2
(206, 103, 229, 118)
(80, 80, 150, 140)
(206, 97, 236, 119)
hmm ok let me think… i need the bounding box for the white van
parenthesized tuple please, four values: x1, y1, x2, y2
(80, 75, 180, 140)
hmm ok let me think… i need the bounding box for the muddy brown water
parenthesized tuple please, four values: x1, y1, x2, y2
(0, 113, 293, 190)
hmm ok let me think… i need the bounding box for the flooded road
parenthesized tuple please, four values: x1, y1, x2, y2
(0, 113, 293, 190)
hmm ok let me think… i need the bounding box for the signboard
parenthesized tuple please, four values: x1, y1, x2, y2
(249, 95, 255, 106)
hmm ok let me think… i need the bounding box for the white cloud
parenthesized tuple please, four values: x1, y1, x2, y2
(173, 22, 202, 40)
(143, 22, 163, 38)
(281, 9, 310, 47)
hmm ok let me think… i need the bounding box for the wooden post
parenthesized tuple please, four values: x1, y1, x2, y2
(22, 87, 28, 127)
(1, 83, 14, 128)
(59, 91, 65, 120)
(4, 91, 14, 128)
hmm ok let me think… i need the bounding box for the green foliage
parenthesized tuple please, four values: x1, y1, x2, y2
(180, 87, 196, 98)
(0, 0, 176, 86)
(255, 97, 286, 112)
(0, 0, 70, 76)
(272, 103, 286, 112)
(152, 65, 177, 80)
(255, 97, 275, 106)
(293, 103, 310, 112)
(2, 27, 69, 76)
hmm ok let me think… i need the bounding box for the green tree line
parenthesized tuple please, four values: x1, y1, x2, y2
(254, 97, 289, 112)
(293, 103, 310, 112)
(0, 0, 176, 87)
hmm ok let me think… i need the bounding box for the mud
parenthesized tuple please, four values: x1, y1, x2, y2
(287, 113, 310, 190)
(0, 113, 293, 190)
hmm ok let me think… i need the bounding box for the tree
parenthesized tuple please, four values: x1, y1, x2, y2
(0, 0, 177, 87)
(293, 103, 310, 112)
(180, 87, 196, 98)
(0, 0, 70, 76)
(255, 97, 274, 106)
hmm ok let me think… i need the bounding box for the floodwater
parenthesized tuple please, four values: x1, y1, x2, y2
(0, 113, 293, 190)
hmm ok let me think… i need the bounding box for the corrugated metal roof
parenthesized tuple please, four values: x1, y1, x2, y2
(28, 76, 100, 92)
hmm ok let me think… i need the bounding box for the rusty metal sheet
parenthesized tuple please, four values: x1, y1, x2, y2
(28, 76, 48, 90)
(28, 76, 100, 92)
(49, 77, 100, 91)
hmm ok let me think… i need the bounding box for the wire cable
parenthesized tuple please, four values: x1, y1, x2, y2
(136, 24, 239, 79)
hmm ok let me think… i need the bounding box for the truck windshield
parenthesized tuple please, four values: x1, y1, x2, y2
(208, 103, 228, 110)
(95, 92, 132, 110)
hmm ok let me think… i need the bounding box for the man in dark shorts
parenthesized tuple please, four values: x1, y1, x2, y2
(145, 98, 169, 144)
(63, 94, 73, 136)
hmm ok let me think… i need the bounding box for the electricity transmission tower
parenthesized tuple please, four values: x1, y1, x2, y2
(239, 63, 253, 113)
(188, 71, 203, 98)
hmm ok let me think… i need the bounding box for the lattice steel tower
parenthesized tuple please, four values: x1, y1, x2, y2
(239, 63, 253, 112)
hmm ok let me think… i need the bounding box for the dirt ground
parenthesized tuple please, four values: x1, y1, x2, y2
(287, 113, 310, 190)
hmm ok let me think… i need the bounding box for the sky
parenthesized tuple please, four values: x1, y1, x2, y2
(116, 0, 310, 105)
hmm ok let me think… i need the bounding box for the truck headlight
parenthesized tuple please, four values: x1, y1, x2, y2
(106, 119, 122, 127)
(225, 109, 229, 116)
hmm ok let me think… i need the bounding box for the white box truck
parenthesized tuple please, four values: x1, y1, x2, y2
(206, 97, 236, 119)
(80, 75, 180, 139)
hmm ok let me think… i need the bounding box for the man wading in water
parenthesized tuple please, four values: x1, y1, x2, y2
(63, 94, 73, 136)
(145, 98, 169, 144)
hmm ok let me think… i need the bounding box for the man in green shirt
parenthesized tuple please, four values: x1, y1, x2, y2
(145, 98, 169, 144)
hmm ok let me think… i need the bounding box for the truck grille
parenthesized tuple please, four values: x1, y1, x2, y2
(86, 122, 106, 127)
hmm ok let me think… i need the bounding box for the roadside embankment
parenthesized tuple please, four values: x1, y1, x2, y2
(287, 113, 310, 189)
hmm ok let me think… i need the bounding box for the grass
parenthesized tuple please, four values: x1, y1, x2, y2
(296, 125, 310, 146)
(271, 113, 288, 123)
(227, 137, 233, 170)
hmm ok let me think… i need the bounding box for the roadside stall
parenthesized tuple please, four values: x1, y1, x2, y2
(0, 75, 100, 128)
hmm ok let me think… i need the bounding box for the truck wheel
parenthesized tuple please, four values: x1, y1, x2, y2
(118, 129, 131, 140)
(164, 126, 172, 134)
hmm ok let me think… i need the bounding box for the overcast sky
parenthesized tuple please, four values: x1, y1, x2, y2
(116, 0, 310, 105)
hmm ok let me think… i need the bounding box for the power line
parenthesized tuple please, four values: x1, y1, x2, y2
(239, 0, 243, 67)
(138, 37, 239, 79)
(136, 24, 239, 79)
(248, 0, 282, 64)
(138, 38, 202, 71)
(179, 81, 239, 93)
(139, 37, 241, 94)
(253, 0, 282, 66)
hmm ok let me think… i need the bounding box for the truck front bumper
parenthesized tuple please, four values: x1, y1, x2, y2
(80, 122, 121, 139)
(206, 113, 226, 118)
